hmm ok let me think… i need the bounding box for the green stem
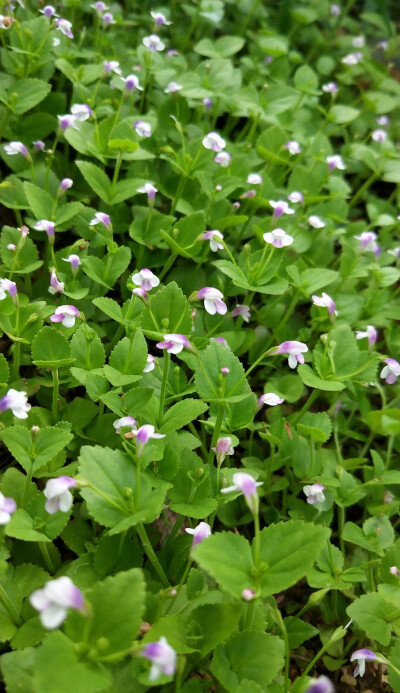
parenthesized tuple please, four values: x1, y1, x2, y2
(350, 169, 381, 208)
(22, 464, 33, 508)
(0, 583, 22, 626)
(165, 559, 192, 615)
(253, 511, 261, 567)
(158, 352, 170, 424)
(40, 542, 55, 574)
(274, 608, 290, 692)
(111, 151, 123, 195)
(52, 368, 59, 423)
(136, 523, 169, 587)
(159, 253, 177, 282)
(291, 389, 318, 426)
(171, 175, 187, 215)
(135, 454, 141, 510)
(207, 403, 226, 467)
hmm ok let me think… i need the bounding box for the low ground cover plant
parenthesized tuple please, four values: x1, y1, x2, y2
(0, 0, 399, 691)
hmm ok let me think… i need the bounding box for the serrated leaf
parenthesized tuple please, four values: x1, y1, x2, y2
(32, 327, 75, 368)
(297, 364, 345, 391)
(194, 341, 252, 403)
(75, 160, 111, 203)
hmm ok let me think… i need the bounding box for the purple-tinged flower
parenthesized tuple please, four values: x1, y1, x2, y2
(221, 367, 230, 375)
(142, 34, 165, 52)
(7, 244, 16, 251)
(150, 11, 172, 26)
(203, 97, 212, 109)
(354, 231, 379, 256)
(156, 334, 190, 354)
(258, 393, 284, 407)
(48, 269, 65, 295)
(30, 577, 84, 630)
(288, 191, 304, 203)
(44, 476, 76, 514)
(381, 358, 400, 385)
(242, 589, 256, 601)
(265, 55, 273, 63)
(327, 154, 346, 171)
(202, 131, 226, 152)
(122, 74, 143, 91)
(33, 140, 45, 151)
(352, 35, 365, 48)
(50, 305, 80, 328)
(342, 52, 362, 65)
(330, 3, 341, 16)
(57, 114, 78, 131)
(384, 491, 394, 504)
(34, 219, 55, 237)
(90, 1, 107, 13)
(40, 5, 57, 17)
(143, 354, 156, 372)
(62, 254, 81, 273)
(378, 40, 388, 50)
(137, 183, 157, 202)
(164, 81, 182, 93)
(322, 82, 339, 93)
(233, 201, 240, 209)
(312, 292, 336, 315)
(388, 247, 400, 259)
(263, 228, 294, 248)
(90, 212, 111, 229)
(221, 472, 263, 514)
(102, 12, 115, 25)
(303, 483, 325, 505)
(350, 649, 383, 677)
(186, 521, 211, 547)
(142, 637, 176, 682)
(390, 566, 400, 577)
(305, 675, 334, 693)
(132, 287, 147, 301)
(55, 17, 74, 38)
(214, 151, 231, 167)
(372, 128, 387, 143)
(19, 226, 29, 238)
(132, 268, 160, 292)
(202, 230, 224, 252)
(133, 424, 165, 446)
(197, 287, 227, 316)
(0, 493, 16, 525)
(212, 337, 230, 349)
(104, 60, 122, 75)
(231, 304, 250, 322)
(4, 141, 28, 157)
(308, 215, 325, 229)
(273, 341, 308, 369)
(134, 120, 152, 138)
(0, 278, 17, 301)
(269, 200, 295, 218)
(285, 140, 301, 155)
(70, 104, 92, 122)
(240, 189, 256, 199)
(113, 416, 137, 434)
(166, 49, 179, 58)
(376, 115, 389, 126)
(212, 437, 234, 465)
(356, 325, 377, 348)
(247, 173, 263, 185)
(59, 177, 73, 190)
(0, 389, 30, 419)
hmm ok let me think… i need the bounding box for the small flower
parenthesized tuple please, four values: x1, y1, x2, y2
(378, 40, 388, 50)
(54, 17, 74, 38)
(303, 483, 325, 505)
(33, 140, 45, 150)
(142, 637, 177, 682)
(133, 120, 152, 138)
(122, 74, 143, 92)
(221, 367, 230, 375)
(380, 358, 400, 385)
(372, 128, 387, 143)
(322, 82, 339, 93)
(352, 36, 365, 48)
(0, 389, 31, 419)
(143, 354, 156, 372)
(113, 416, 137, 434)
(240, 190, 256, 199)
(156, 334, 190, 354)
(231, 305, 251, 322)
(34, 219, 55, 237)
(137, 183, 157, 202)
(390, 566, 400, 577)
(102, 12, 115, 25)
(48, 269, 65, 295)
(202, 230, 224, 252)
(221, 472, 263, 515)
(202, 131, 226, 152)
(312, 292, 336, 315)
(142, 34, 165, 52)
(354, 231, 379, 255)
(212, 437, 234, 465)
(0, 278, 17, 300)
(355, 325, 377, 348)
(57, 114, 79, 131)
(212, 337, 229, 349)
(186, 521, 211, 547)
(342, 52, 362, 65)
(273, 341, 308, 369)
(62, 254, 81, 272)
(258, 393, 284, 407)
(150, 10, 172, 25)
(285, 140, 301, 155)
(197, 287, 227, 315)
(327, 154, 346, 171)
(308, 215, 325, 229)
(104, 60, 122, 75)
(44, 476, 76, 514)
(133, 287, 147, 300)
(133, 424, 165, 446)
(0, 493, 16, 525)
(214, 151, 231, 167)
(30, 577, 84, 629)
(330, 3, 341, 16)
(90, 212, 111, 229)
(164, 81, 182, 93)
(59, 177, 73, 190)
(247, 173, 263, 185)
(70, 104, 92, 121)
(90, 1, 107, 12)
(263, 228, 294, 248)
(203, 97, 212, 109)
(50, 305, 80, 328)
(7, 244, 16, 251)
(242, 589, 256, 601)
(4, 141, 28, 157)
(40, 5, 57, 17)
(350, 649, 383, 678)
(288, 191, 304, 203)
(376, 115, 389, 126)
(388, 247, 400, 259)
(269, 200, 295, 218)
(384, 490, 394, 504)
(305, 675, 334, 693)
(132, 269, 160, 292)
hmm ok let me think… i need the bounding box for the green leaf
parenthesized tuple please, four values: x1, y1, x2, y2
(330, 324, 360, 378)
(169, 450, 217, 518)
(0, 354, 9, 387)
(92, 297, 124, 323)
(211, 631, 284, 691)
(23, 182, 54, 220)
(55, 202, 84, 226)
(194, 36, 245, 58)
(161, 211, 205, 257)
(75, 160, 111, 203)
(141, 282, 192, 337)
(104, 330, 147, 386)
(71, 325, 105, 370)
(194, 341, 253, 403)
(193, 532, 254, 598)
(81, 247, 131, 289)
(10, 79, 51, 114)
(190, 603, 241, 655)
(32, 326, 75, 368)
(1, 648, 36, 693)
(329, 105, 360, 124)
(347, 593, 392, 645)
(297, 412, 332, 443)
(1, 423, 73, 474)
(160, 399, 208, 433)
(0, 227, 41, 275)
(297, 364, 345, 391)
(294, 65, 319, 93)
(285, 617, 319, 649)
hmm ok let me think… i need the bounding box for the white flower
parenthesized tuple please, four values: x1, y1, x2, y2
(137, 182, 157, 201)
(285, 140, 301, 155)
(327, 154, 346, 170)
(0, 492, 16, 524)
(57, 114, 78, 130)
(104, 60, 122, 75)
(269, 200, 295, 218)
(287, 191, 303, 203)
(164, 81, 182, 93)
(89, 212, 111, 228)
(355, 325, 377, 348)
(0, 278, 17, 300)
(44, 476, 76, 514)
(381, 358, 400, 385)
(48, 269, 65, 295)
(122, 75, 143, 91)
(156, 334, 190, 354)
(376, 115, 389, 126)
(30, 577, 84, 629)
(322, 82, 338, 93)
(50, 305, 80, 328)
(352, 36, 365, 48)
(113, 416, 137, 434)
(185, 522, 211, 547)
(202, 131, 226, 152)
(133, 424, 165, 445)
(354, 231, 379, 255)
(342, 52, 362, 65)
(62, 254, 81, 271)
(202, 230, 224, 252)
(133, 120, 152, 138)
(70, 104, 92, 121)
(55, 17, 74, 38)
(221, 472, 263, 515)
(0, 389, 31, 419)
(350, 649, 383, 678)
(258, 393, 284, 407)
(143, 637, 177, 682)
(273, 340, 308, 369)
(150, 11, 172, 26)
(132, 268, 160, 292)
(231, 305, 251, 322)
(263, 228, 294, 248)
(143, 355, 155, 372)
(371, 129, 387, 142)
(247, 173, 263, 185)
(308, 215, 325, 229)
(303, 483, 325, 504)
(142, 34, 165, 52)
(4, 141, 28, 157)
(214, 151, 231, 167)
(312, 292, 336, 315)
(196, 287, 227, 315)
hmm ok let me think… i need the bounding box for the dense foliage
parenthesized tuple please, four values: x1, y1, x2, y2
(0, 0, 399, 691)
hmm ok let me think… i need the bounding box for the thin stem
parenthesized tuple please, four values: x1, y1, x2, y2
(40, 542, 55, 574)
(135, 454, 141, 510)
(274, 608, 290, 692)
(253, 511, 261, 567)
(52, 368, 59, 423)
(207, 403, 226, 467)
(22, 464, 33, 508)
(136, 523, 170, 587)
(158, 352, 170, 424)
(0, 583, 22, 626)
(111, 151, 123, 196)
(171, 175, 187, 215)
(291, 389, 318, 426)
